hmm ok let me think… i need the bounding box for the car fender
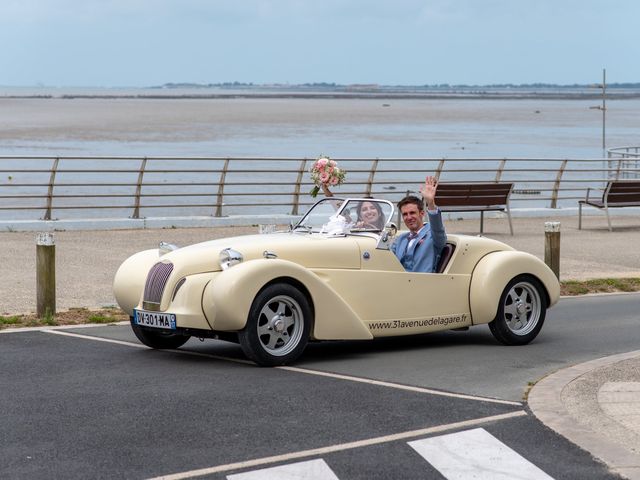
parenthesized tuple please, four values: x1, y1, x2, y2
(469, 251, 560, 325)
(113, 249, 161, 315)
(203, 259, 373, 340)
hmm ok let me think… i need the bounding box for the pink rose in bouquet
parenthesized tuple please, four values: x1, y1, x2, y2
(309, 156, 346, 197)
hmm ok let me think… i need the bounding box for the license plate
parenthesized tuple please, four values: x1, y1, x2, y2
(134, 310, 177, 330)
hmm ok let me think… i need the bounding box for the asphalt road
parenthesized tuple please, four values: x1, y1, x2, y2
(2, 293, 638, 479)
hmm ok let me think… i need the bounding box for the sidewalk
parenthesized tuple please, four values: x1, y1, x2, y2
(2, 213, 639, 315)
(529, 351, 640, 480)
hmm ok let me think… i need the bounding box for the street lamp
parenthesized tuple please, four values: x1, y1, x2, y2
(589, 68, 606, 158)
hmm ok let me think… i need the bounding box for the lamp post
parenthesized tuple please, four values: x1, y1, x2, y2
(589, 68, 607, 159)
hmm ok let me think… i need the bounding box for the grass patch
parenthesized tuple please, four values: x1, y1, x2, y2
(0, 308, 129, 330)
(41, 309, 57, 326)
(87, 313, 122, 324)
(0, 315, 22, 326)
(560, 278, 640, 296)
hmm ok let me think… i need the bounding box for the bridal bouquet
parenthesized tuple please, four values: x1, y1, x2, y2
(309, 156, 346, 197)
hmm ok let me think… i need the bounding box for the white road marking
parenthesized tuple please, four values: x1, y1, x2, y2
(44, 329, 148, 348)
(280, 366, 522, 406)
(226, 459, 339, 480)
(40, 328, 522, 407)
(41, 329, 255, 364)
(146, 411, 526, 480)
(409, 427, 554, 480)
(0, 321, 129, 334)
(33, 328, 532, 479)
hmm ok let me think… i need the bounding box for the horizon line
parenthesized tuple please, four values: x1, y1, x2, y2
(2, 81, 640, 89)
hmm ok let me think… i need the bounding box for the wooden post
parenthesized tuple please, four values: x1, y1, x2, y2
(544, 222, 560, 280)
(36, 232, 56, 317)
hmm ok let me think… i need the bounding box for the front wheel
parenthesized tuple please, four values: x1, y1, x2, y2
(131, 319, 190, 349)
(238, 283, 312, 366)
(489, 275, 547, 346)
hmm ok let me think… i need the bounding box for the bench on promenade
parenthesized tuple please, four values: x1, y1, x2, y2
(578, 180, 640, 231)
(435, 182, 514, 235)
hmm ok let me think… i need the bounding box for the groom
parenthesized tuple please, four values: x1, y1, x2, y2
(391, 176, 447, 273)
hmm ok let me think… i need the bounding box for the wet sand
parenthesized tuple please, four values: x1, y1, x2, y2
(1, 96, 638, 157)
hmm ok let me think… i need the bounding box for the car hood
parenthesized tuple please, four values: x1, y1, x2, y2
(159, 232, 363, 276)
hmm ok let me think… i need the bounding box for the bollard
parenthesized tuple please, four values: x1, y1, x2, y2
(36, 232, 56, 317)
(544, 222, 561, 280)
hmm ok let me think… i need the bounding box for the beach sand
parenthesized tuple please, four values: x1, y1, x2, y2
(1, 96, 637, 157)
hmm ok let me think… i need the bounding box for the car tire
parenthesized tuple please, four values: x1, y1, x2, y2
(239, 283, 312, 367)
(131, 319, 190, 349)
(489, 275, 547, 346)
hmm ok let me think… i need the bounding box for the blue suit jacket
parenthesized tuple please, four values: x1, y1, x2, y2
(391, 210, 447, 273)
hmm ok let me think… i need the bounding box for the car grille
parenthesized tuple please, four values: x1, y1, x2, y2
(142, 262, 173, 311)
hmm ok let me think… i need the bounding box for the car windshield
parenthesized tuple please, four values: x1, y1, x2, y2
(294, 198, 394, 234)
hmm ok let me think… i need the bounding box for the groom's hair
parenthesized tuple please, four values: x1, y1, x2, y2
(397, 195, 424, 211)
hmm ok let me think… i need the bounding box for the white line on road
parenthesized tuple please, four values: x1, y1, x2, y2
(40, 328, 522, 406)
(146, 411, 527, 480)
(409, 427, 554, 480)
(226, 459, 339, 480)
(0, 321, 129, 334)
(37, 328, 531, 478)
(280, 366, 522, 406)
(41, 329, 256, 364)
(44, 329, 148, 348)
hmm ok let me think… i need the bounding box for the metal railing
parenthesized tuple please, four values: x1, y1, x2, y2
(608, 146, 640, 179)
(1, 153, 639, 221)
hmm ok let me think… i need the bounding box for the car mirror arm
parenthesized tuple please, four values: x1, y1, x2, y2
(376, 223, 397, 250)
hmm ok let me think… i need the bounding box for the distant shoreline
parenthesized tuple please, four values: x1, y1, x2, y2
(3, 82, 640, 100)
(3, 91, 640, 100)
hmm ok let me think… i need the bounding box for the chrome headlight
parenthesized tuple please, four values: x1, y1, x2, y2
(219, 248, 243, 270)
(159, 241, 179, 256)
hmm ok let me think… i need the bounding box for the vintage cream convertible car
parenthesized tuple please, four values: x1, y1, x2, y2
(113, 198, 560, 366)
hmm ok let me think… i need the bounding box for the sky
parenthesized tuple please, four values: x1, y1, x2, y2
(1, 0, 638, 87)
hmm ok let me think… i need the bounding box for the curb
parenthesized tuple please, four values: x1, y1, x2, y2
(0, 214, 299, 232)
(528, 350, 640, 480)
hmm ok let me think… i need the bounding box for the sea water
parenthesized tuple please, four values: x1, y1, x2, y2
(0, 91, 638, 219)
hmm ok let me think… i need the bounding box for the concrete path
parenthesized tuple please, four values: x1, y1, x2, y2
(2, 213, 640, 315)
(530, 350, 640, 480)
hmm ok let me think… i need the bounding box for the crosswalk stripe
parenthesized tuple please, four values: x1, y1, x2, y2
(147, 412, 526, 480)
(408, 428, 554, 480)
(226, 459, 339, 480)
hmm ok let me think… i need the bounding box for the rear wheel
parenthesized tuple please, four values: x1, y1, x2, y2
(239, 283, 312, 366)
(489, 275, 547, 346)
(130, 318, 190, 349)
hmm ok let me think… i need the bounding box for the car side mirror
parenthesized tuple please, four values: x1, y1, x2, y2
(289, 218, 301, 231)
(376, 223, 397, 250)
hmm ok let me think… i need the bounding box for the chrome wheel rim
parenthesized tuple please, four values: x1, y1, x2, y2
(256, 295, 304, 356)
(502, 281, 541, 336)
